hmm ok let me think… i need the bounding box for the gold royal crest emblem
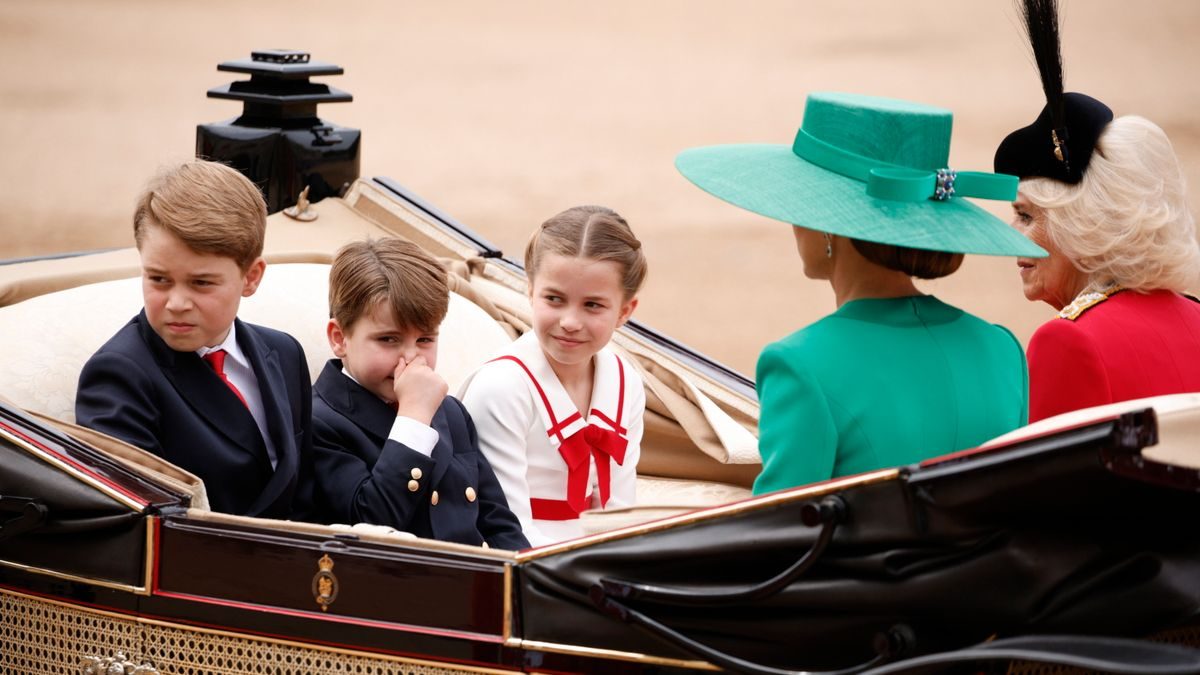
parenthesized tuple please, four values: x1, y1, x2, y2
(312, 553, 339, 612)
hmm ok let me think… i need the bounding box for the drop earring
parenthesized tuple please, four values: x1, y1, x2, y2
(823, 233, 834, 258)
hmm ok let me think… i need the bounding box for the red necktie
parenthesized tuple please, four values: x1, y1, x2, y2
(203, 349, 249, 408)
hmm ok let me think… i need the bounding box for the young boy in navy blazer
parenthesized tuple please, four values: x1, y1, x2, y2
(75, 160, 316, 520)
(314, 238, 528, 550)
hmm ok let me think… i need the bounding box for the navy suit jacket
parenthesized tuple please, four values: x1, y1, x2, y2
(312, 359, 528, 551)
(75, 311, 316, 520)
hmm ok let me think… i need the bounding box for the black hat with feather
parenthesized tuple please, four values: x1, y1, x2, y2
(993, 0, 1113, 184)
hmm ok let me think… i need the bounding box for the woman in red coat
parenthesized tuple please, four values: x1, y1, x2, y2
(995, 1, 1200, 422)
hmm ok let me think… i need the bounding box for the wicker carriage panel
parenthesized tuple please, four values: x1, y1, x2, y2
(1, 588, 515, 675)
(1, 589, 142, 673)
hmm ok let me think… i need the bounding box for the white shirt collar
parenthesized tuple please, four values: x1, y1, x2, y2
(508, 332, 626, 444)
(196, 322, 249, 370)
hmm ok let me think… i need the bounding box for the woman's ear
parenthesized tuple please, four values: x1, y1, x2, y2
(327, 319, 348, 358)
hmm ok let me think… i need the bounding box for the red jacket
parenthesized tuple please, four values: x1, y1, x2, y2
(1028, 289, 1200, 422)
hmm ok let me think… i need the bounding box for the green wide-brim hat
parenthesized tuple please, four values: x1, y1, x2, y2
(676, 92, 1047, 258)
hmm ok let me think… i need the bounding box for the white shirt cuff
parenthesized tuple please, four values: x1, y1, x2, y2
(387, 416, 439, 457)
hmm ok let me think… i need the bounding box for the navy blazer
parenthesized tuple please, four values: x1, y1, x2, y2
(312, 359, 528, 551)
(75, 311, 316, 520)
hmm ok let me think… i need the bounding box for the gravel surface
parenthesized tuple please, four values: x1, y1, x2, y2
(2, 0, 1197, 374)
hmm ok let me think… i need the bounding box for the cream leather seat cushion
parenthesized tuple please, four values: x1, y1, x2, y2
(0, 263, 512, 423)
(983, 392, 1200, 469)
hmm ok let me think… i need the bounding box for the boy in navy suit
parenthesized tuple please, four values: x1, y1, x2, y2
(314, 238, 528, 550)
(75, 160, 316, 520)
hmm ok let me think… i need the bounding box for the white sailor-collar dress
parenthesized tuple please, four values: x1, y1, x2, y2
(459, 331, 644, 547)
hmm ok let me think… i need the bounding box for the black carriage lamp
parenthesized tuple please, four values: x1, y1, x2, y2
(196, 49, 361, 215)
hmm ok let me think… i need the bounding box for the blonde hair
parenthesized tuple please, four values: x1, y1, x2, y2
(329, 237, 448, 334)
(524, 205, 647, 299)
(1021, 115, 1200, 294)
(133, 160, 267, 270)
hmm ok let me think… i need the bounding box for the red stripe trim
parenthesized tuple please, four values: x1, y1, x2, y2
(0, 582, 504, 665)
(151, 589, 505, 643)
(585, 353, 627, 434)
(589, 409, 627, 436)
(151, 516, 162, 592)
(530, 497, 584, 521)
(489, 355, 568, 442)
(919, 412, 1127, 468)
(546, 411, 582, 438)
(0, 420, 150, 508)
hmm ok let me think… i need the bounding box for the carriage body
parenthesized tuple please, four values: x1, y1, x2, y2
(1, 178, 1198, 674)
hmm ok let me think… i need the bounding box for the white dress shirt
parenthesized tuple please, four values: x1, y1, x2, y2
(196, 323, 278, 469)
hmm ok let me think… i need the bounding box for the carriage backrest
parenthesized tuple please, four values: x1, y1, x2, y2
(0, 263, 513, 423)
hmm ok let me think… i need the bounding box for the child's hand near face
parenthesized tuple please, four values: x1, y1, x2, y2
(392, 356, 448, 425)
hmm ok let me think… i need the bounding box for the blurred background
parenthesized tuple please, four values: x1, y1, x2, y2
(2, 0, 1197, 376)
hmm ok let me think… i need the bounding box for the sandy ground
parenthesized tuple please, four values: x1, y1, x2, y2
(1, 1, 1197, 376)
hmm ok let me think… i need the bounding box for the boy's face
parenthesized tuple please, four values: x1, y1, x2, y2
(139, 223, 265, 352)
(327, 301, 439, 404)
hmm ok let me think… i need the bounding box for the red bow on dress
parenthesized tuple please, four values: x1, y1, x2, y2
(557, 424, 628, 514)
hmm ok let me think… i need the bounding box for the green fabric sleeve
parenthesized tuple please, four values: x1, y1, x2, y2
(752, 342, 838, 495)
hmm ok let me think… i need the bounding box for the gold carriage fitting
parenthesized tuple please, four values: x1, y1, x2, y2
(312, 553, 339, 612)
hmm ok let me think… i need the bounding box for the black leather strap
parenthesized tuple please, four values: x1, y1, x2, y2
(596, 496, 846, 606)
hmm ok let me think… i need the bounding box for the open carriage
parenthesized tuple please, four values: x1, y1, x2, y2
(1, 52, 1199, 675)
(1, 177, 1199, 674)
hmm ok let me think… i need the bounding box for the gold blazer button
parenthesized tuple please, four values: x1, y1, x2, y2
(465, 487, 477, 502)
(408, 479, 420, 492)
(431, 490, 440, 506)
(411, 467, 423, 480)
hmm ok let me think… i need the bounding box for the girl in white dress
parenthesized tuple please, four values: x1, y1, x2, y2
(460, 206, 647, 546)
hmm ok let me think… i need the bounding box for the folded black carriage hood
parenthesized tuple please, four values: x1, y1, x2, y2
(0, 402, 187, 591)
(519, 407, 1200, 672)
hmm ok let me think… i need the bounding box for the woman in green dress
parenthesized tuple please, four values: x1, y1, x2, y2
(676, 92, 1047, 494)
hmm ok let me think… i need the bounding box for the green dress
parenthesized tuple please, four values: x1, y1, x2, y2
(753, 295, 1028, 494)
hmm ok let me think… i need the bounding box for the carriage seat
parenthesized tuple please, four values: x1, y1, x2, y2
(0, 263, 512, 424)
(0, 262, 754, 523)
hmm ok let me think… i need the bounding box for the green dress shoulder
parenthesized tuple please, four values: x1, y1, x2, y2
(753, 295, 1028, 495)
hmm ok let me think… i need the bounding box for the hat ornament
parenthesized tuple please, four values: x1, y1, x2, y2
(991, 0, 1112, 185)
(1050, 127, 1069, 167)
(791, 129, 1018, 204)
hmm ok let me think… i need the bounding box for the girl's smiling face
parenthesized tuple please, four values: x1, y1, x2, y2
(1011, 193, 1091, 309)
(529, 254, 637, 380)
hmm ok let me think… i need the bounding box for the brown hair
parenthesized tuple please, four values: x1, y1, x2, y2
(850, 239, 964, 279)
(133, 160, 267, 270)
(329, 237, 449, 334)
(524, 205, 647, 299)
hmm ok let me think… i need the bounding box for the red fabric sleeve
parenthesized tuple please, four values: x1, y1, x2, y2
(1027, 319, 1113, 422)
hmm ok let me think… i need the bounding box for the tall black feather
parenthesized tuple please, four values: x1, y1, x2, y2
(994, 0, 1114, 183)
(1019, 0, 1066, 133)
